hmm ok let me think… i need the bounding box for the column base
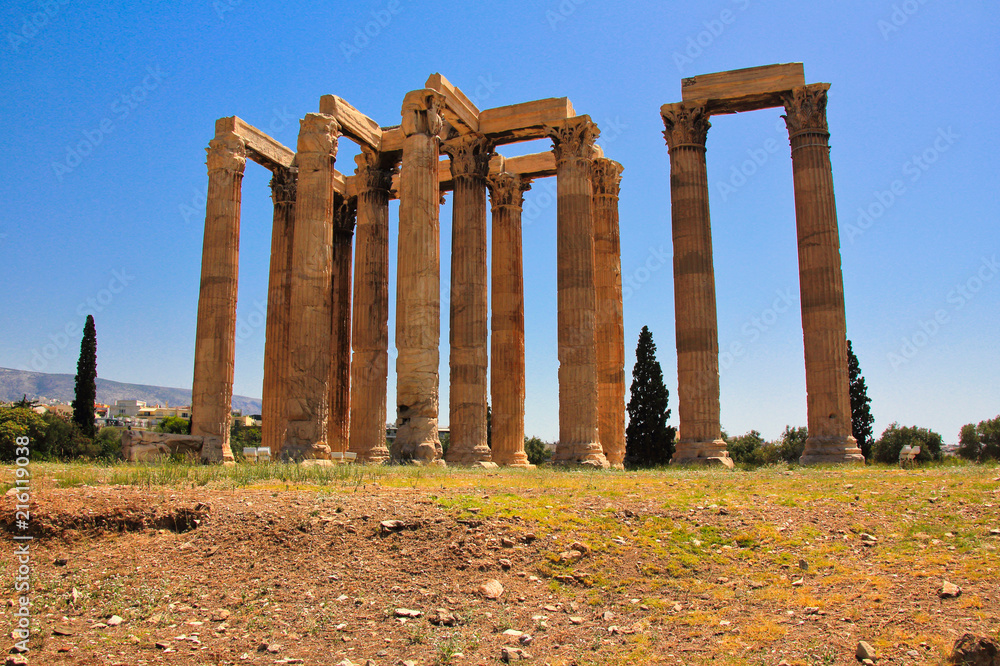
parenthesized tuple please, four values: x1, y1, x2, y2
(799, 435, 865, 465)
(493, 452, 532, 467)
(671, 440, 734, 469)
(391, 416, 443, 463)
(554, 446, 610, 469)
(445, 446, 493, 465)
(354, 447, 391, 464)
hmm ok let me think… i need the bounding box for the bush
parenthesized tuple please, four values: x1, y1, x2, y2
(524, 436, 552, 466)
(872, 423, 942, 464)
(0, 406, 48, 461)
(728, 430, 766, 466)
(94, 427, 123, 461)
(957, 416, 1000, 462)
(37, 412, 98, 459)
(157, 416, 191, 434)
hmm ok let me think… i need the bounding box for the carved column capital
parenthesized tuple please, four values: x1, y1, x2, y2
(661, 102, 711, 151)
(592, 158, 624, 198)
(782, 83, 831, 136)
(401, 89, 445, 137)
(296, 113, 340, 171)
(547, 116, 600, 165)
(269, 167, 297, 205)
(206, 132, 247, 174)
(487, 172, 531, 210)
(442, 134, 494, 180)
(354, 148, 397, 195)
(333, 195, 357, 239)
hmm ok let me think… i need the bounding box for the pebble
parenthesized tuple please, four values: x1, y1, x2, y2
(394, 608, 422, 618)
(478, 579, 504, 599)
(106, 615, 123, 626)
(939, 581, 962, 598)
(500, 646, 531, 662)
(856, 640, 876, 661)
(569, 616, 584, 625)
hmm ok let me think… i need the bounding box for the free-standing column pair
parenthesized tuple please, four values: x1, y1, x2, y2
(660, 85, 859, 465)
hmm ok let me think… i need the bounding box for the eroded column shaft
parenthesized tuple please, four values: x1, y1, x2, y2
(283, 113, 339, 460)
(548, 118, 608, 468)
(661, 103, 732, 467)
(488, 172, 531, 466)
(783, 84, 863, 464)
(443, 135, 492, 464)
(393, 90, 444, 463)
(327, 196, 356, 455)
(191, 132, 245, 464)
(349, 151, 395, 463)
(261, 167, 296, 457)
(592, 158, 626, 468)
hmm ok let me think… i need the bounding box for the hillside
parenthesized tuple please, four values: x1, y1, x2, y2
(0, 367, 261, 415)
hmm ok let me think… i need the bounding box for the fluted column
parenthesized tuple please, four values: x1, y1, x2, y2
(547, 117, 609, 468)
(261, 167, 296, 457)
(442, 134, 493, 465)
(661, 103, 733, 468)
(488, 172, 532, 467)
(393, 90, 445, 463)
(349, 149, 395, 463)
(283, 113, 339, 461)
(783, 84, 863, 465)
(191, 131, 245, 464)
(328, 194, 356, 456)
(592, 158, 626, 469)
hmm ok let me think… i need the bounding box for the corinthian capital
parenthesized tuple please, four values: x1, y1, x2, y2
(442, 134, 494, 180)
(401, 89, 445, 137)
(660, 102, 710, 150)
(354, 148, 397, 195)
(782, 83, 830, 135)
(333, 194, 357, 237)
(206, 132, 246, 174)
(487, 172, 531, 210)
(547, 116, 600, 165)
(296, 113, 340, 171)
(269, 166, 297, 205)
(592, 158, 624, 198)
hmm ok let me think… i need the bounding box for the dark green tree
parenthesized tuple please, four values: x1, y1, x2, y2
(727, 430, 765, 466)
(872, 423, 942, 464)
(624, 326, 676, 467)
(157, 416, 191, 434)
(524, 436, 552, 465)
(957, 416, 1000, 462)
(72, 315, 98, 438)
(847, 340, 875, 460)
(486, 404, 492, 450)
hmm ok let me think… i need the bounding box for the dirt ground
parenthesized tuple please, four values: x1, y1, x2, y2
(2, 464, 998, 666)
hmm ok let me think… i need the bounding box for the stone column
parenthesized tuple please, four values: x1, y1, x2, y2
(191, 131, 245, 464)
(393, 90, 445, 463)
(783, 84, 864, 465)
(283, 113, 340, 461)
(442, 134, 494, 465)
(261, 166, 296, 458)
(487, 171, 532, 467)
(349, 149, 395, 463)
(328, 194, 357, 456)
(660, 103, 733, 468)
(592, 158, 627, 469)
(547, 117, 609, 468)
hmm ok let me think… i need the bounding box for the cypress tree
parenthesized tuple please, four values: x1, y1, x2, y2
(625, 326, 676, 467)
(847, 339, 874, 460)
(72, 315, 98, 438)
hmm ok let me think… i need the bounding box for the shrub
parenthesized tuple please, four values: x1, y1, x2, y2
(872, 423, 942, 464)
(524, 436, 552, 466)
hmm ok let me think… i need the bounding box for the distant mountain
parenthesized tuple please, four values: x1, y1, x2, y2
(0, 368, 262, 415)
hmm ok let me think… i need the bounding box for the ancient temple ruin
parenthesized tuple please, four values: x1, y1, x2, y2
(659, 63, 864, 466)
(190, 74, 626, 467)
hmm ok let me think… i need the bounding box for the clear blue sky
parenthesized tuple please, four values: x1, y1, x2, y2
(1, 1, 997, 445)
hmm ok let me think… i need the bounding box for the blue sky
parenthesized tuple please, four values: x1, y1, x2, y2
(1, 0, 997, 444)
